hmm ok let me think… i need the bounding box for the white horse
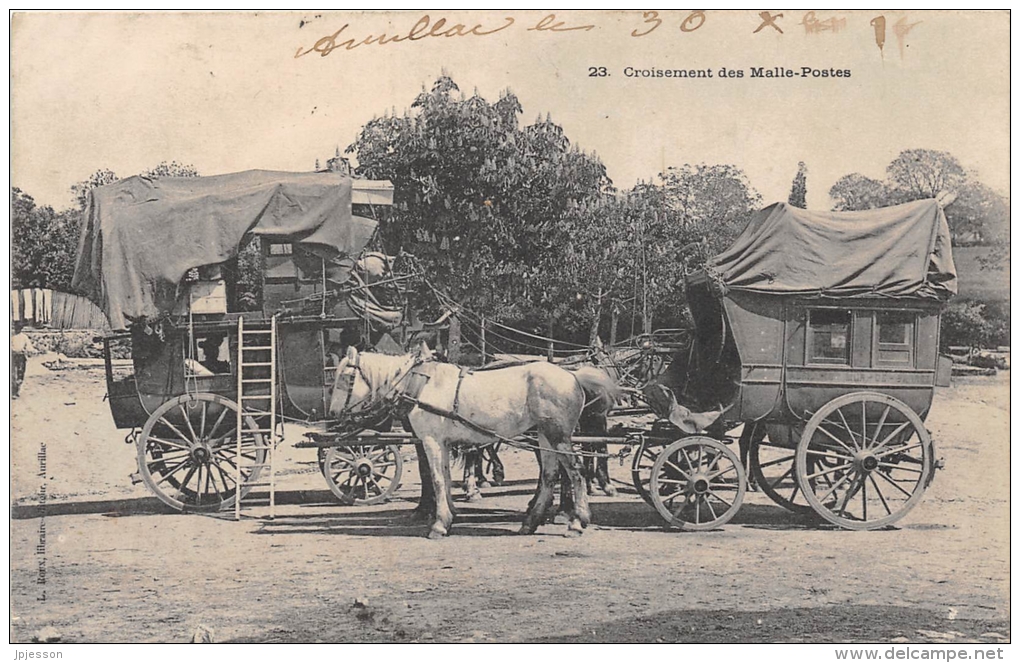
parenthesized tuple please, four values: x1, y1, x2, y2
(328, 346, 620, 539)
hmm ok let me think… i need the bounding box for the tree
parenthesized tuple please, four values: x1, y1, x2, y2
(348, 76, 610, 327)
(788, 161, 807, 208)
(828, 173, 903, 211)
(11, 188, 80, 290)
(140, 160, 199, 179)
(619, 164, 762, 332)
(944, 181, 1009, 247)
(886, 148, 965, 199)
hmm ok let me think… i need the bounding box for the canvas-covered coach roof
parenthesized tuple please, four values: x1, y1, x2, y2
(705, 199, 957, 301)
(72, 170, 391, 331)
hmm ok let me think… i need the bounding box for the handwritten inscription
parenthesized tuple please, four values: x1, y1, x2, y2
(528, 14, 595, 33)
(801, 11, 846, 34)
(294, 11, 920, 59)
(629, 11, 706, 37)
(295, 14, 515, 57)
(753, 11, 784, 34)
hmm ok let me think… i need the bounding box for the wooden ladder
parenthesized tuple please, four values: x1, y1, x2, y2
(234, 315, 278, 520)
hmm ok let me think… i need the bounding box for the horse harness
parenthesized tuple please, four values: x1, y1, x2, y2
(336, 357, 629, 461)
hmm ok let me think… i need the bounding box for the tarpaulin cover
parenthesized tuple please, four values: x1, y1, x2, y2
(706, 199, 957, 300)
(72, 170, 378, 330)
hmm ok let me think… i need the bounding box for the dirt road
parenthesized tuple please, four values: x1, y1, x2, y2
(10, 357, 1010, 643)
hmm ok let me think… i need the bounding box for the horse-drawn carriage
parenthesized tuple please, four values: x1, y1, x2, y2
(73, 170, 409, 516)
(74, 169, 956, 534)
(631, 199, 956, 530)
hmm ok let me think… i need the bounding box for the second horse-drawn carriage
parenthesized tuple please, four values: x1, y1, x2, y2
(74, 169, 956, 533)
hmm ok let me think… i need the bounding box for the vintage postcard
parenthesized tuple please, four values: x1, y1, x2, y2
(9, 10, 1010, 650)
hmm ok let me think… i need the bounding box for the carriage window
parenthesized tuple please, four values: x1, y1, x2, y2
(876, 311, 915, 366)
(807, 309, 851, 365)
(185, 334, 232, 376)
(265, 242, 297, 281)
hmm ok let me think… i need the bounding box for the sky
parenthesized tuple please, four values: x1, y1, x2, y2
(11, 10, 1010, 212)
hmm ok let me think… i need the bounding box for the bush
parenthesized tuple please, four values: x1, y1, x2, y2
(940, 300, 1008, 351)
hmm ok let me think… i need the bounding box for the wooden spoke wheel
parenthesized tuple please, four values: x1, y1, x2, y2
(796, 392, 933, 531)
(323, 445, 403, 505)
(630, 439, 659, 505)
(137, 394, 266, 512)
(750, 437, 814, 514)
(649, 436, 746, 531)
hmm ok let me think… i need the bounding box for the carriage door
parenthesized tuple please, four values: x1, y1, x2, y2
(277, 326, 328, 421)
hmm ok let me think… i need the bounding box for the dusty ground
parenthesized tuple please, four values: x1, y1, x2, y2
(10, 356, 1011, 643)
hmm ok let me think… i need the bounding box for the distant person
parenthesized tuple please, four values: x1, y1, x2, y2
(11, 324, 36, 399)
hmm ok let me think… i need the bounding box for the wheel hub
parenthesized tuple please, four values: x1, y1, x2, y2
(356, 460, 373, 478)
(191, 444, 212, 464)
(690, 474, 711, 495)
(854, 451, 879, 473)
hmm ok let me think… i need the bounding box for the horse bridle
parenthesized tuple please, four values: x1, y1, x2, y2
(332, 352, 424, 434)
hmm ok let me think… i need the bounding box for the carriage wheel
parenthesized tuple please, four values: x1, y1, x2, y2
(136, 394, 267, 512)
(750, 438, 814, 514)
(649, 436, 746, 531)
(323, 445, 403, 505)
(795, 392, 933, 531)
(630, 439, 658, 505)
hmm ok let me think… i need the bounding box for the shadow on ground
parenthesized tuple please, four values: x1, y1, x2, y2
(528, 604, 1010, 643)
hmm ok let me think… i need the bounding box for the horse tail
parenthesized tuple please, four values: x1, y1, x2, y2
(571, 366, 624, 415)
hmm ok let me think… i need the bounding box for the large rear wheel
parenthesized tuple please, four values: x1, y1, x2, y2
(136, 394, 266, 511)
(795, 392, 933, 530)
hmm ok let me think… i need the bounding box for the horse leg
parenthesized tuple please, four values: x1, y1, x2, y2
(489, 445, 505, 486)
(463, 448, 482, 502)
(520, 445, 558, 535)
(410, 441, 436, 522)
(558, 450, 591, 537)
(598, 446, 616, 496)
(420, 436, 454, 539)
(555, 466, 573, 525)
(582, 450, 596, 496)
(476, 448, 491, 489)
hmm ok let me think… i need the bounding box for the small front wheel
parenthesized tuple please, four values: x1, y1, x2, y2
(323, 445, 403, 505)
(649, 436, 746, 530)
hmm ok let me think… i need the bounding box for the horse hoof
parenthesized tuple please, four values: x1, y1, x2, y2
(427, 524, 448, 540)
(466, 491, 483, 503)
(518, 525, 536, 535)
(563, 527, 583, 538)
(603, 485, 618, 497)
(552, 512, 570, 525)
(479, 481, 492, 489)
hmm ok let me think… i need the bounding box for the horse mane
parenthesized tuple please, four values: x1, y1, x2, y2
(357, 352, 417, 402)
